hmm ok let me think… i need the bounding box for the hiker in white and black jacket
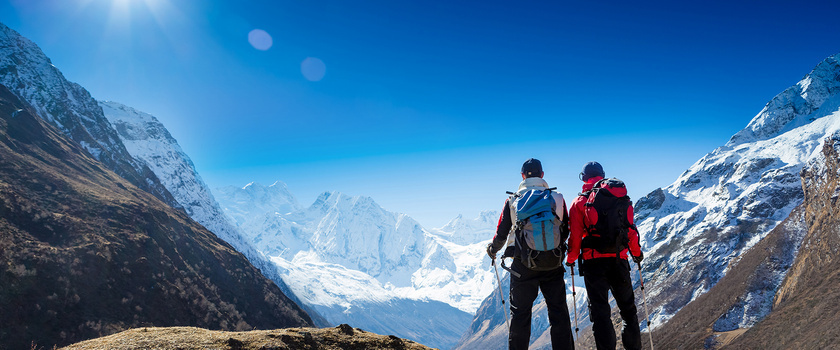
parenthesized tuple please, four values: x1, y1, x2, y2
(486, 158, 575, 350)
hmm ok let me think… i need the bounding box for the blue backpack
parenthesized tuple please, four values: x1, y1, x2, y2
(509, 188, 566, 271)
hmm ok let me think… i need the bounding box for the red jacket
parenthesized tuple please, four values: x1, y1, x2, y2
(566, 176, 642, 263)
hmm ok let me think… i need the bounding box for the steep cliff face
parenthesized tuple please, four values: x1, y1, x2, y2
(0, 22, 178, 208)
(0, 84, 312, 350)
(723, 132, 840, 349)
(774, 131, 840, 305)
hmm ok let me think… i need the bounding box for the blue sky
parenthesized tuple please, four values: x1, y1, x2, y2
(2, 0, 840, 227)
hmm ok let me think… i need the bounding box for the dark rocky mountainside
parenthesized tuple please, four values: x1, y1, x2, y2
(647, 134, 840, 349)
(0, 84, 312, 350)
(59, 325, 434, 350)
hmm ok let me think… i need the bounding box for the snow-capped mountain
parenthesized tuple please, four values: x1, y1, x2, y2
(646, 131, 840, 348)
(215, 184, 498, 349)
(634, 53, 840, 329)
(215, 181, 302, 230)
(98, 101, 327, 326)
(0, 22, 178, 207)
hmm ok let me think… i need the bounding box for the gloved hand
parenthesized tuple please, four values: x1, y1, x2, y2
(632, 251, 644, 263)
(486, 243, 497, 259)
(565, 261, 575, 268)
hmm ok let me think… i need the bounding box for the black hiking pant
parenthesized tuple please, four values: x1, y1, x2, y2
(582, 257, 642, 350)
(509, 259, 575, 350)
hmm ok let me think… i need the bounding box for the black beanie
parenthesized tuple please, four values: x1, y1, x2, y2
(580, 161, 605, 181)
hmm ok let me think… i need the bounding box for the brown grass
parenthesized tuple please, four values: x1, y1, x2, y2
(60, 325, 435, 350)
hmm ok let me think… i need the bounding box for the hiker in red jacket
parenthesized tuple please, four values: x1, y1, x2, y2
(566, 161, 644, 350)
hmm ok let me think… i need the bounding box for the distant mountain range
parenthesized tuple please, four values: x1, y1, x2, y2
(214, 184, 499, 349)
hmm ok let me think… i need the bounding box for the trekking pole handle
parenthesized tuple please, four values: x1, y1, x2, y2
(637, 261, 645, 291)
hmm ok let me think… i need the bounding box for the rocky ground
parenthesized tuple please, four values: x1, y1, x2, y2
(59, 325, 435, 350)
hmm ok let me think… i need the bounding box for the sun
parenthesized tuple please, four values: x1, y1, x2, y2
(104, 0, 171, 24)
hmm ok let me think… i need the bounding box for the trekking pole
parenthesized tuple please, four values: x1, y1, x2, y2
(569, 265, 579, 341)
(492, 258, 510, 331)
(636, 261, 654, 350)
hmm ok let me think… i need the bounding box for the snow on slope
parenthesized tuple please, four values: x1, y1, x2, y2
(634, 54, 840, 329)
(0, 22, 178, 207)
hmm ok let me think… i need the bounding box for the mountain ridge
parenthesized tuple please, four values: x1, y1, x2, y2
(0, 21, 179, 210)
(0, 83, 312, 349)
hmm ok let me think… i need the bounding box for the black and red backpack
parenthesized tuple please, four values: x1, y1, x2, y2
(580, 178, 634, 256)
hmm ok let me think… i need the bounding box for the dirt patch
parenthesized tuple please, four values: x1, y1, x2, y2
(712, 328, 747, 347)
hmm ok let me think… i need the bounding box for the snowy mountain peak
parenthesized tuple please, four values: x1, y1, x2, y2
(432, 210, 499, 245)
(217, 181, 302, 226)
(100, 100, 156, 123)
(728, 54, 840, 146)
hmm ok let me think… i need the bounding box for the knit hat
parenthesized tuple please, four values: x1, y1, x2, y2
(521, 158, 543, 178)
(580, 161, 605, 181)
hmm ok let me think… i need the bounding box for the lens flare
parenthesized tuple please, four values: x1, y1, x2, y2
(248, 29, 273, 51)
(301, 57, 326, 82)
